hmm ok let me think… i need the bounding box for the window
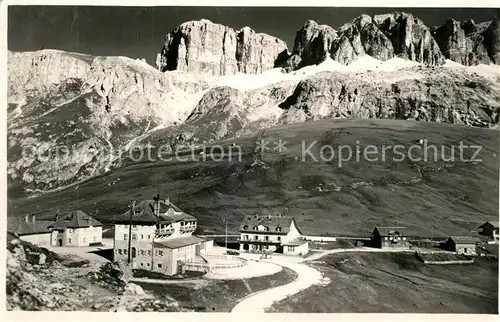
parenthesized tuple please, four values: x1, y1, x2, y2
(68, 238, 72, 244)
(243, 225, 248, 230)
(289, 246, 295, 252)
(157, 250, 163, 256)
(118, 249, 122, 255)
(253, 226, 258, 231)
(132, 234, 137, 240)
(140, 263, 143, 266)
(402, 237, 406, 240)
(68, 229, 73, 233)
(244, 235, 249, 240)
(264, 236, 269, 241)
(276, 227, 281, 232)
(141, 234, 144, 239)
(140, 250, 145, 255)
(264, 227, 269, 232)
(254, 235, 258, 241)
(384, 237, 388, 240)
(124, 234, 128, 240)
(132, 225, 137, 228)
(124, 249, 128, 255)
(157, 264, 162, 268)
(148, 235, 151, 239)
(277, 236, 281, 241)
(147, 263, 150, 267)
(147, 250, 152, 255)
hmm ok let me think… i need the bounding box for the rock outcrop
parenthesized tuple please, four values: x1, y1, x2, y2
(7, 50, 211, 192)
(432, 19, 494, 65)
(279, 68, 499, 127)
(8, 50, 92, 104)
(286, 20, 338, 69)
(156, 19, 288, 76)
(372, 13, 444, 65)
(6, 232, 184, 311)
(286, 12, 445, 68)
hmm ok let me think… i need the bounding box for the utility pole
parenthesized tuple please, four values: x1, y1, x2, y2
(224, 214, 228, 251)
(127, 200, 135, 264)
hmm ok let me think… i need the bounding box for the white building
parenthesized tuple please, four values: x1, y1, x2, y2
(48, 210, 103, 247)
(112, 195, 213, 276)
(7, 211, 103, 247)
(239, 214, 309, 256)
(7, 215, 54, 246)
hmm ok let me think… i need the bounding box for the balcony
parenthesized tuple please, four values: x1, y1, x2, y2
(241, 238, 281, 244)
(180, 225, 196, 233)
(156, 228, 175, 236)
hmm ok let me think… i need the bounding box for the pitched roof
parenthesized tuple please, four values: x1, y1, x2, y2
(479, 221, 499, 229)
(112, 199, 196, 225)
(374, 227, 406, 236)
(50, 210, 102, 229)
(240, 215, 294, 234)
(449, 236, 481, 244)
(283, 237, 308, 246)
(154, 235, 205, 249)
(7, 216, 53, 235)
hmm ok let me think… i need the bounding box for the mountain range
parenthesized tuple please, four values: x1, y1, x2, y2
(7, 12, 500, 233)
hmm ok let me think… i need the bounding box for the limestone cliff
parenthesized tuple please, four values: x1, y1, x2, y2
(156, 19, 288, 76)
(432, 19, 494, 66)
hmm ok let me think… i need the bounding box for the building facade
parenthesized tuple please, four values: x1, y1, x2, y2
(445, 236, 480, 255)
(371, 227, 410, 249)
(478, 221, 499, 244)
(7, 211, 102, 247)
(7, 215, 54, 246)
(49, 210, 103, 247)
(239, 214, 309, 256)
(112, 195, 212, 275)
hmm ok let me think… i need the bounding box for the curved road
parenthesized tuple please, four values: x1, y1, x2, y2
(231, 260, 322, 313)
(231, 247, 433, 313)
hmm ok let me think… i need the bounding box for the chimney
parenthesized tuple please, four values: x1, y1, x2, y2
(153, 194, 160, 216)
(25, 214, 29, 223)
(165, 196, 170, 206)
(88, 217, 92, 227)
(32, 214, 36, 223)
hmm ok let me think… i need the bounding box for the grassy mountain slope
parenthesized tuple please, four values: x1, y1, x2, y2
(8, 119, 499, 237)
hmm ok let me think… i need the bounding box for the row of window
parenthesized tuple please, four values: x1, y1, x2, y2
(65, 227, 99, 233)
(62, 236, 97, 245)
(137, 262, 163, 269)
(115, 249, 166, 256)
(243, 235, 281, 242)
(385, 236, 406, 241)
(243, 225, 282, 232)
(123, 234, 152, 241)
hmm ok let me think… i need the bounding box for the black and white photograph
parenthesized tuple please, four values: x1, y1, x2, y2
(3, 1, 499, 315)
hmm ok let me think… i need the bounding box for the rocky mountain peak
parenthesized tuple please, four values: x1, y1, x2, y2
(156, 19, 288, 76)
(286, 11, 500, 69)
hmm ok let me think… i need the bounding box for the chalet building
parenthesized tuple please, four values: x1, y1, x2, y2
(478, 221, 499, 244)
(445, 236, 480, 255)
(239, 214, 309, 256)
(7, 211, 103, 247)
(112, 195, 213, 276)
(48, 210, 103, 247)
(7, 215, 54, 246)
(371, 227, 410, 249)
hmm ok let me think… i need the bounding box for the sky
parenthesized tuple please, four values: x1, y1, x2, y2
(8, 6, 500, 65)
